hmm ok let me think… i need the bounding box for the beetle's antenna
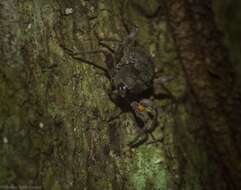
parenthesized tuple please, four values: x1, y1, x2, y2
(120, 0, 130, 34)
(123, 26, 139, 45)
(99, 42, 115, 53)
(93, 30, 115, 53)
(60, 45, 110, 79)
(115, 27, 139, 63)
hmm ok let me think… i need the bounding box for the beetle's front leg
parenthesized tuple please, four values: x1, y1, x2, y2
(128, 99, 158, 148)
(153, 76, 175, 100)
(127, 111, 148, 148)
(128, 131, 148, 148)
(106, 88, 127, 122)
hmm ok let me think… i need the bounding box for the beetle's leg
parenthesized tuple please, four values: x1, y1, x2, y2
(60, 45, 111, 78)
(128, 100, 160, 148)
(127, 111, 149, 148)
(129, 114, 158, 148)
(119, 0, 139, 34)
(55, 21, 111, 76)
(106, 88, 129, 123)
(107, 108, 125, 123)
(146, 111, 168, 146)
(120, 0, 130, 34)
(146, 137, 164, 145)
(150, 133, 156, 141)
(129, 127, 162, 148)
(113, 26, 139, 64)
(128, 129, 163, 148)
(93, 31, 116, 53)
(153, 77, 176, 100)
(146, 122, 164, 146)
(128, 132, 148, 148)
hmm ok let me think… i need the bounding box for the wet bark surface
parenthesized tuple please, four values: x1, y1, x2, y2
(0, 0, 182, 189)
(1, 0, 241, 190)
(165, 0, 241, 189)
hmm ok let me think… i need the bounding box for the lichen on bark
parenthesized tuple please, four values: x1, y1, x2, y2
(0, 0, 184, 189)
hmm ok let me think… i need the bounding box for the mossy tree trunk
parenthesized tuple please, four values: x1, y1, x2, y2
(165, 0, 241, 189)
(0, 0, 181, 190)
(1, 0, 240, 190)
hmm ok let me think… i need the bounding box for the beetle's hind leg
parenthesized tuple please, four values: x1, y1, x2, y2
(128, 132, 148, 148)
(107, 108, 125, 123)
(128, 129, 163, 148)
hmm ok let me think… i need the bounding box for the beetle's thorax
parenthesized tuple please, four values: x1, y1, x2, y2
(112, 47, 155, 98)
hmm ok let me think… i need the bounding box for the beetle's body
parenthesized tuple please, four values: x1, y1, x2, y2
(61, 28, 170, 148)
(105, 30, 156, 103)
(112, 47, 155, 98)
(104, 42, 159, 147)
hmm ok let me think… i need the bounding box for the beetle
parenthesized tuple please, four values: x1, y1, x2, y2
(60, 28, 173, 148)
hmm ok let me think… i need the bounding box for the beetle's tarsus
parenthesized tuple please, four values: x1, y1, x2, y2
(128, 133, 148, 148)
(107, 109, 124, 123)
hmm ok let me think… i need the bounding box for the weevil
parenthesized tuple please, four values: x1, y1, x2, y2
(60, 28, 173, 148)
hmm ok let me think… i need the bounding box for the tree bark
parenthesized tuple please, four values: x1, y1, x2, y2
(0, 0, 178, 189)
(2, 0, 240, 189)
(165, 0, 241, 189)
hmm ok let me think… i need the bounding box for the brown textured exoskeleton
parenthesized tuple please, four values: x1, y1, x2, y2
(60, 28, 173, 148)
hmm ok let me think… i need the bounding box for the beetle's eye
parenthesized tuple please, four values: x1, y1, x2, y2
(122, 85, 127, 90)
(118, 83, 128, 91)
